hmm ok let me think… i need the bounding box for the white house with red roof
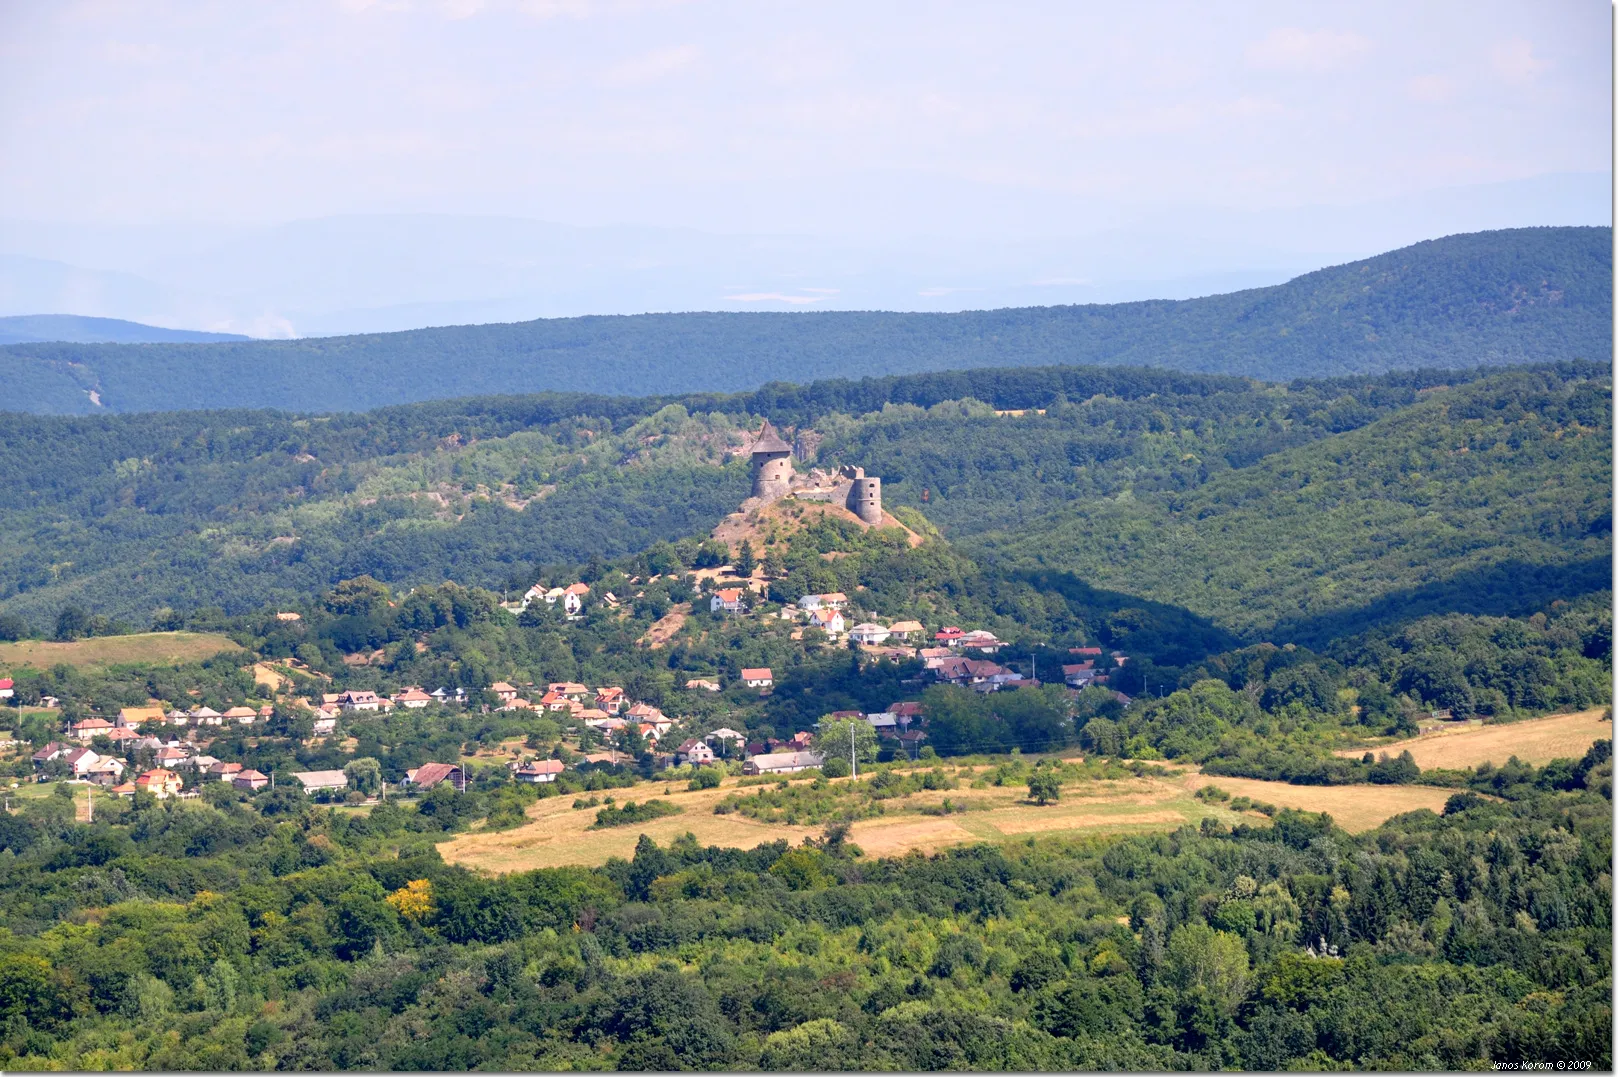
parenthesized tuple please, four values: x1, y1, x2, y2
(710, 588, 746, 613)
(740, 667, 774, 688)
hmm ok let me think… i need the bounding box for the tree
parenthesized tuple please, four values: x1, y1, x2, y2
(1027, 770, 1062, 805)
(814, 717, 878, 767)
(0, 613, 30, 642)
(54, 606, 91, 642)
(322, 576, 392, 619)
(344, 757, 383, 796)
(1165, 923, 1249, 1014)
(734, 539, 757, 577)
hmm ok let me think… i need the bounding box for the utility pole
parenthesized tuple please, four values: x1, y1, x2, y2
(86, 784, 93, 823)
(850, 722, 857, 780)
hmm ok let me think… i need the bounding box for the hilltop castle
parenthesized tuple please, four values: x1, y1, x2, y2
(746, 421, 883, 525)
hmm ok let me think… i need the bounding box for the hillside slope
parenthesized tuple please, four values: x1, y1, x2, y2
(0, 361, 1604, 646)
(970, 365, 1613, 642)
(0, 227, 1607, 414)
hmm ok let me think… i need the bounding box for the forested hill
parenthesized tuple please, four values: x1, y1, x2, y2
(0, 226, 1608, 415)
(0, 360, 1605, 650)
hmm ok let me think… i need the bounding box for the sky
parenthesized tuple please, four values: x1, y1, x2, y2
(0, 1, 1609, 333)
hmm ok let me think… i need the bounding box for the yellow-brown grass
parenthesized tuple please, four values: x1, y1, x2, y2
(1182, 773, 1454, 832)
(0, 632, 241, 671)
(1335, 709, 1612, 770)
(438, 765, 1443, 874)
(638, 603, 691, 649)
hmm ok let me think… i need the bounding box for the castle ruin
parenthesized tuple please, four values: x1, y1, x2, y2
(746, 421, 883, 525)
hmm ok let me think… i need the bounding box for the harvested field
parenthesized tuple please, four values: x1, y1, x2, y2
(1183, 773, 1454, 831)
(445, 770, 1229, 872)
(1334, 709, 1612, 770)
(0, 632, 241, 670)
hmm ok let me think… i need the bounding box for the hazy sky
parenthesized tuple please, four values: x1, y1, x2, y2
(0, 0, 1610, 239)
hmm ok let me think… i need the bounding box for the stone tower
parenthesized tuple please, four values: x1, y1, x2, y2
(847, 473, 882, 525)
(749, 421, 794, 500)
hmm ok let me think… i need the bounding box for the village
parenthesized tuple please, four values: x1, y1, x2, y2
(7, 603, 1129, 808)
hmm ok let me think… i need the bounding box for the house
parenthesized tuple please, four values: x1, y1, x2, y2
(394, 687, 432, 709)
(60, 746, 102, 778)
(118, 705, 165, 727)
(934, 626, 965, 645)
(498, 697, 536, 713)
(177, 754, 218, 772)
(293, 770, 348, 793)
(105, 726, 141, 745)
(86, 757, 126, 785)
(0, 677, 11, 699)
(808, 609, 846, 636)
(232, 769, 270, 791)
(1070, 646, 1102, 657)
(956, 630, 1002, 653)
(258, 705, 275, 720)
(165, 709, 190, 726)
(594, 687, 625, 715)
(223, 706, 258, 724)
(154, 746, 191, 767)
(30, 742, 67, 767)
(430, 687, 468, 705)
(338, 690, 383, 712)
(1063, 663, 1098, 687)
(801, 592, 848, 612)
(918, 647, 953, 665)
(312, 716, 337, 735)
(890, 701, 924, 721)
(711, 588, 746, 613)
(1111, 651, 1129, 667)
(109, 782, 138, 798)
(865, 712, 898, 733)
(513, 759, 565, 783)
(69, 718, 115, 741)
(489, 682, 519, 702)
(685, 678, 722, 692)
(548, 682, 589, 699)
(406, 762, 466, 791)
(136, 768, 184, 799)
(741, 667, 774, 688)
(676, 739, 716, 765)
(848, 622, 891, 645)
(190, 706, 224, 725)
(933, 657, 1008, 686)
(798, 594, 825, 612)
(209, 761, 245, 782)
(705, 727, 747, 746)
(562, 582, 590, 615)
(886, 620, 924, 641)
(786, 730, 815, 750)
(742, 750, 824, 775)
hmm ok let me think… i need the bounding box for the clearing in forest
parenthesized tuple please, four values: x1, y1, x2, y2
(1333, 709, 1612, 770)
(638, 602, 692, 648)
(439, 765, 1441, 873)
(0, 632, 242, 670)
(1182, 773, 1455, 832)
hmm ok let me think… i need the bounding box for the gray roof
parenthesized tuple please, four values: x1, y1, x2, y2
(750, 422, 792, 455)
(293, 769, 349, 789)
(749, 750, 824, 770)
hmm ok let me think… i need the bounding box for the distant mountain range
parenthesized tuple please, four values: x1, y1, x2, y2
(0, 314, 248, 346)
(0, 227, 1607, 415)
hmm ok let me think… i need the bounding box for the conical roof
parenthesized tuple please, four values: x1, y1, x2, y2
(750, 421, 792, 455)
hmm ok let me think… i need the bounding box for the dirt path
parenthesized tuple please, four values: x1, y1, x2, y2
(1333, 709, 1611, 770)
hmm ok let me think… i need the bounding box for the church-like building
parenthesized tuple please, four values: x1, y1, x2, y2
(746, 421, 883, 525)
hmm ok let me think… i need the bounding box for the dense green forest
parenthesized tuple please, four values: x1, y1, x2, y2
(0, 360, 1605, 647)
(0, 746, 1608, 1069)
(0, 227, 1607, 414)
